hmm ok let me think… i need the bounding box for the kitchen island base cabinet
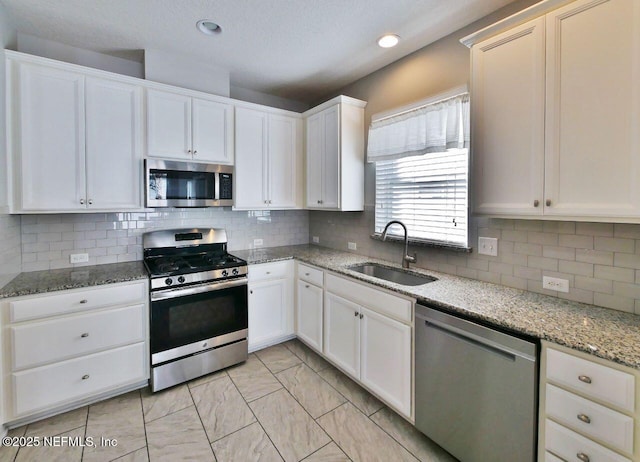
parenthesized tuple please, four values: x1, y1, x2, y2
(1, 280, 149, 425)
(248, 261, 294, 352)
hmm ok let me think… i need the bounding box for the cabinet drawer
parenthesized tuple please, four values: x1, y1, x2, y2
(546, 384, 634, 454)
(297, 263, 323, 286)
(248, 261, 292, 282)
(9, 281, 147, 322)
(546, 348, 635, 412)
(11, 304, 146, 370)
(11, 342, 147, 418)
(545, 452, 564, 462)
(326, 273, 412, 323)
(545, 419, 631, 462)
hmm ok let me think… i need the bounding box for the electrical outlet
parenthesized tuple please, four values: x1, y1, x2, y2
(312, 236, 320, 243)
(542, 276, 569, 293)
(70, 253, 89, 264)
(478, 237, 498, 256)
(253, 238, 263, 247)
(348, 242, 357, 250)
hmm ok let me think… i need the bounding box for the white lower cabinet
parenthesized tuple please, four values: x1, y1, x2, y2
(1, 280, 149, 423)
(248, 261, 294, 351)
(296, 280, 323, 352)
(324, 274, 413, 418)
(540, 342, 639, 462)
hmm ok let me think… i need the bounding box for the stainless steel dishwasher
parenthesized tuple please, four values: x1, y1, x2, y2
(415, 304, 538, 462)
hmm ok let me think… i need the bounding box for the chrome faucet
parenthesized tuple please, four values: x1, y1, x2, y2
(381, 220, 417, 269)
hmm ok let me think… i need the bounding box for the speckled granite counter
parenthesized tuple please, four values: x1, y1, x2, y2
(0, 261, 148, 299)
(232, 244, 640, 370)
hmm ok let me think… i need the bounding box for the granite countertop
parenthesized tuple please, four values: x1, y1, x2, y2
(233, 244, 640, 370)
(0, 261, 149, 298)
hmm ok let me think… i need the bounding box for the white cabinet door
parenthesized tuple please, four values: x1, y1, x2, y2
(248, 278, 288, 350)
(321, 105, 340, 209)
(18, 63, 86, 211)
(85, 77, 142, 210)
(544, 0, 640, 218)
(305, 112, 324, 208)
(360, 306, 411, 416)
(234, 107, 268, 209)
(296, 280, 323, 352)
(471, 17, 545, 215)
(192, 98, 234, 164)
(324, 292, 360, 378)
(268, 114, 298, 208)
(146, 89, 192, 160)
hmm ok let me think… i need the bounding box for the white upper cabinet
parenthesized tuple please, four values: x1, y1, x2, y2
(471, 17, 545, 215)
(234, 106, 302, 210)
(466, 0, 640, 221)
(9, 53, 143, 212)
(147, 88, 234, 164)
(85, 77, 142, 210)
(17, 63, 86, 211)
(303, 96, 366, 211)
(544, 0, 640, 218)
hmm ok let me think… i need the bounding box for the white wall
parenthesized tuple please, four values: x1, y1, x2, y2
(144, 48, 230, 97)
(230, 85, 309, 112)
(17, 33, 143, 78)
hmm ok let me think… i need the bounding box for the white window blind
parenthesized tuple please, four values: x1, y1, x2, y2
(370, 88, 470, 248)
(375, 149, 468, 247)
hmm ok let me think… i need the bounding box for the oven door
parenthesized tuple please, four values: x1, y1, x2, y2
(150, 277, 248, 365)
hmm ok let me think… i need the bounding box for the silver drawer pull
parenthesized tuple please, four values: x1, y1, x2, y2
(305, 272, 310, 276)
(79, 299, 88, 304)
(80, 333, 89, 338)
(577, 414, 591, 424)
(577, 453, 590, 462)
(82, 374, 90, 380)
(578, 375, 592, 384)
(266, 271, 271, 275)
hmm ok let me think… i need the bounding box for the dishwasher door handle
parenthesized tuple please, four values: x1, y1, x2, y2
(424, 319, 517, 361)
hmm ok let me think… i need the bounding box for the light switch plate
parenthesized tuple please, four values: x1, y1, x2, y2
(543, 276, 569, 293)
(70, 253, 89, 264)
(348, 242, 357, 250)
(312, 236, 320, 243)
(253, 238, 263, 247)
(478, 237, 498, 256)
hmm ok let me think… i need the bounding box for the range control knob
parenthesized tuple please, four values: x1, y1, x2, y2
(165, 278, 173, 286)
(232, 268, 239, 275)
(221, 270, 229, 277)
(177, 276, 186, 284)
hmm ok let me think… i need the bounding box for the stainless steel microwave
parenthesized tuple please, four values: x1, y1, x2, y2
(145, 159, 234, 208)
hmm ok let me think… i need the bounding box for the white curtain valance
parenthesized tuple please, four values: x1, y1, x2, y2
(367, 92, 470, 162)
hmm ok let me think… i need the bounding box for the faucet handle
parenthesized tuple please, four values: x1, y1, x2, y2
(405, 253, 417, 264)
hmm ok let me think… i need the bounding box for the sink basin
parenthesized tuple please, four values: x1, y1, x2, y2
(348, 263, 437, 286)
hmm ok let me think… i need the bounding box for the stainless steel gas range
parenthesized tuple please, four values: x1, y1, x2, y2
(143, 228, 248, 392)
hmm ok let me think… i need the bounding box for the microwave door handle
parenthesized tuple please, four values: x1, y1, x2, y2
(214, 172, 220, 202)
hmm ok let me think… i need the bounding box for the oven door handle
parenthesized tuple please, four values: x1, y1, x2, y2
(151, 277, 248, 301)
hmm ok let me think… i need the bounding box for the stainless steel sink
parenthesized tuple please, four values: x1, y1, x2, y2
(348, 263, 437, 286)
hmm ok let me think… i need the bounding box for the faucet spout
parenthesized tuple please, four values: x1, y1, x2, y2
(381, 220, 417, 269)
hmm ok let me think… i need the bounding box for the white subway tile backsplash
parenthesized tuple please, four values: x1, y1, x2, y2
(558, 234, 594, 249)
(558, 260, 593, 277)
(594, 236, 635, 254)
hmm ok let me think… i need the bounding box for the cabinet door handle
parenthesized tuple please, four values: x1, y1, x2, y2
(80, 199, 85, 205)
(80, 299, 88, 304)
(533, 200, 539, 207)
(354, 311, 358, 317)
(578, 375, 592, 384)
(187, 149, 192, 155)
(576, 453, 590, 462)
(266, 271, 271, 275)
(88, 199, 93, 205)
(546, 199, 552, 207)
(193, 150, 197, 156)
(305, 284, 309, 288)
(359, 313, 363, 319)
(577, 414, 591, 424)
(250, 290, 253, 294)
(317, 200, 321, 204)
(305, 273, 310, 276)
(82, 374, 90, 380)
(80, 333, 89, 338)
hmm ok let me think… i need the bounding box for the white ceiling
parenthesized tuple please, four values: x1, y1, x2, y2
(0, 0, 518, 104)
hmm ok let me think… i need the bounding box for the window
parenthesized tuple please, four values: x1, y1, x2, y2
(368, 88, 469, 248)
(375, 149, 468, 247)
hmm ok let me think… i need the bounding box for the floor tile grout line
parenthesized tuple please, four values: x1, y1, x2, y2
(80, 404, 90, 461)
(182, 383, 217, 461)
(225, 368, 288, 462)
(367, 410, 424, 462)
(138, 389, 152, 462)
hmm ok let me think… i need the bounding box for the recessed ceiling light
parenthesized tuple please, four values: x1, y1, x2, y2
(197, 20, 222, 36)
(378, 34, 400, 48)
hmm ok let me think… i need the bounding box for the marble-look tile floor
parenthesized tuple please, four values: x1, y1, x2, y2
(0, 340, 457, 462)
